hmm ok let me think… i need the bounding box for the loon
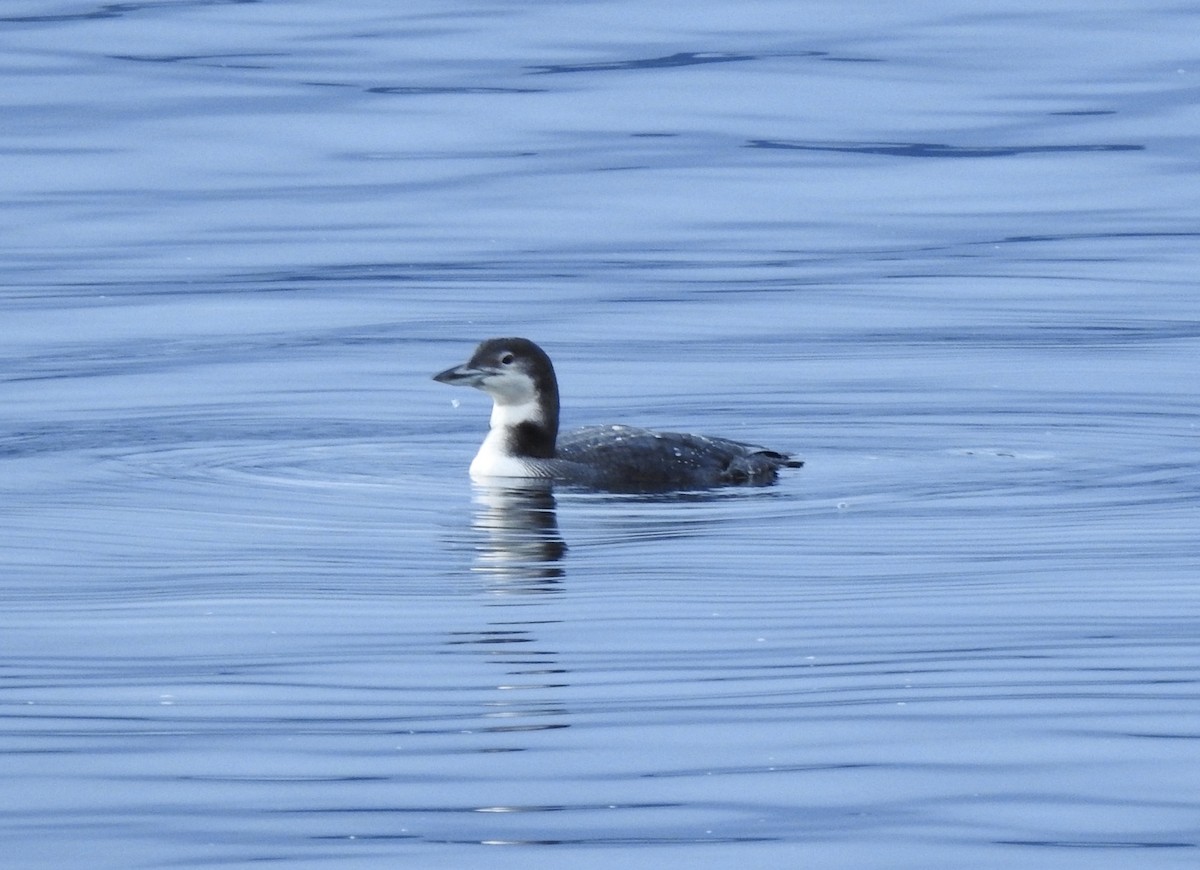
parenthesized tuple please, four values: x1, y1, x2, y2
(433, 337, 802, 490)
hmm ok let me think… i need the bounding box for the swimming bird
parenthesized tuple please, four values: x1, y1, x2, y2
(433, 338, 802, 490)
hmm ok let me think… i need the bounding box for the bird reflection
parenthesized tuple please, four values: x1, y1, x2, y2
(470, 479, 566, 590)
(445, 481, 572, 751)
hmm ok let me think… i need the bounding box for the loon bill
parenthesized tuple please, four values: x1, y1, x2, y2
(433, 337, 802, 490)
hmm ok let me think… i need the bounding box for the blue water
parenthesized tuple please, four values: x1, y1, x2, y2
(3, 2, 1199, 868)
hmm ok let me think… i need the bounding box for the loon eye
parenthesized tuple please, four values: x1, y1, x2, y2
(500, 352, 515, 365)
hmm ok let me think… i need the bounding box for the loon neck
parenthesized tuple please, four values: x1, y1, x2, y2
(488, 395, 558, 459)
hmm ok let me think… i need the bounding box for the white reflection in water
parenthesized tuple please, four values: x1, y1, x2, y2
(470, 481, 566, 588)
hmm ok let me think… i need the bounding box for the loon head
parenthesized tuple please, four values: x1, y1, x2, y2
(433, 337, 560, 460)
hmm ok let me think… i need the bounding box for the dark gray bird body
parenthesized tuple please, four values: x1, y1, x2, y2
(434, 337, 802, 491)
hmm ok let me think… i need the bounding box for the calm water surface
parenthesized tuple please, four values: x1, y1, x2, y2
(3, 1, 1199, 868)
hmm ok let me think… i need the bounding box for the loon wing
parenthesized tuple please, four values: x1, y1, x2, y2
(556, 425, 801, 488)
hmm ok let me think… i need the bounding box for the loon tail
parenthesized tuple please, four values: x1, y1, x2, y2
(722, 449, 803, 484)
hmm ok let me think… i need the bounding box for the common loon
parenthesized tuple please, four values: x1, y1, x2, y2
(433, 338, 802, 490)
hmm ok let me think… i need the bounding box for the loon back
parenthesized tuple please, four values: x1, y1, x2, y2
(556, 425, 801, 489)
(433, 337, 802, 491)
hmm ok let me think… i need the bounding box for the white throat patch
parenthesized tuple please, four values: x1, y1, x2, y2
(489, 397, 543, 430)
